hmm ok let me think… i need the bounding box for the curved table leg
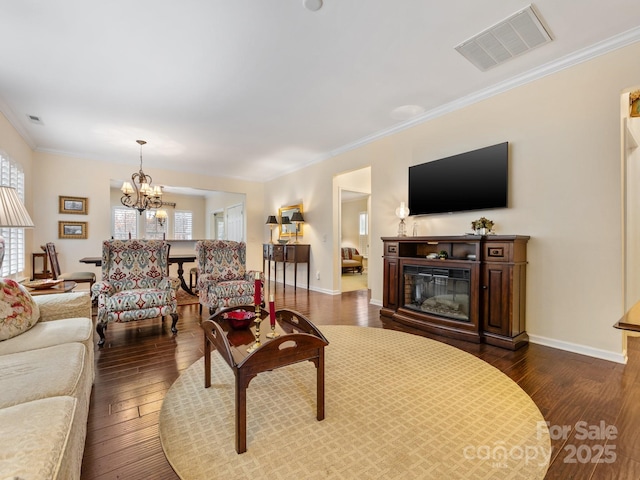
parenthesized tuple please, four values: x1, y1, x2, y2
(173, 260, 196, 296)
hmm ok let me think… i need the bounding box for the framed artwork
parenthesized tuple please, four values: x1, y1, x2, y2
(58, 221, 88, 239)
(59, 196, 88, 215)
(278, 204, 303, 237)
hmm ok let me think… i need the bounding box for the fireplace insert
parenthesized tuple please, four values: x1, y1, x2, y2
(403, 265, 470, 322)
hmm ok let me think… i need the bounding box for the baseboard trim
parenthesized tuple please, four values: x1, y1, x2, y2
(307, 285, 339, 295)
(528, 334, 626, 364)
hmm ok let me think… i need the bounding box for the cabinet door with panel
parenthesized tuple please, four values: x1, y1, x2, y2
(481, 238, 529, 350)
(482, 264, 511, 336)
(382, 239, 400, 315)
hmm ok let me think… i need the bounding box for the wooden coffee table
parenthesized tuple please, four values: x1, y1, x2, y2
(201, 306, 329, 454)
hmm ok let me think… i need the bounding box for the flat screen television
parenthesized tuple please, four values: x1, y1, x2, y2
(408, 142, 508, 216)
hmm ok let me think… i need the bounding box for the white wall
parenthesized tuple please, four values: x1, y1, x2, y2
(341, 198, 367, 250)
(109, 187, 208, 239)
(29, 151, 265, 281)
(204, 191, 247, 240)
(262, 41, 640, 361)
(4, 40, 640, 361)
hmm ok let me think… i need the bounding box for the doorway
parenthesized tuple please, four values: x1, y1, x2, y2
(335, 166, 371, 293)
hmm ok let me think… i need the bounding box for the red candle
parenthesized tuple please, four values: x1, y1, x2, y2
(254, 271, 261, 306)
(269, 294, 276, 328)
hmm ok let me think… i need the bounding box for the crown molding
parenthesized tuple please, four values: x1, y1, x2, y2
(0, 96, 36, 150)
(328, 26, 640, 160)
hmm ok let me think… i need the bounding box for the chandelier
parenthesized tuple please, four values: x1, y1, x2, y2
(120, 140, 164, 215)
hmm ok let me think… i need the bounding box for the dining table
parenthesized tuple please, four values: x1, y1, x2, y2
(79, 254, 197, 296)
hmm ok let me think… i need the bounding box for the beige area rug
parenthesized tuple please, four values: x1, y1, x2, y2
(176, 289, 199, 306)
(159, 326, 550, 479)
(341, 272, 368, 292)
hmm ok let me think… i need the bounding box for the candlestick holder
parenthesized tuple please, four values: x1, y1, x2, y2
(247, 304, 262, 353)
(266, 321, 279, 339)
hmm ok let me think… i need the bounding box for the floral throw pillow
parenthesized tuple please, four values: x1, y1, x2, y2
(0, 278, 40, 341)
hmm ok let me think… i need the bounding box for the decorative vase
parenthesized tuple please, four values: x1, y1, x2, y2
(476, 227, 489, 235)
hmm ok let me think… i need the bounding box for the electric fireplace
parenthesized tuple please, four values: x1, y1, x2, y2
(403, 265, 471, 322)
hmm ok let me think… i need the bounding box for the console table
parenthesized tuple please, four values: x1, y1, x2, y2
(381, 235, 529, 350)
(262, 243, 310, 291)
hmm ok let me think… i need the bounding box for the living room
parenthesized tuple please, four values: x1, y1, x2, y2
(6, 38, 636, 363)
(2, 2, 640, 478)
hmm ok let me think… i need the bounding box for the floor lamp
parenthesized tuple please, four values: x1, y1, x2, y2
(0, 186, 35, 272)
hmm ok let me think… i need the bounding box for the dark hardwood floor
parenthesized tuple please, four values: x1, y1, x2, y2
(81, 285, 640, 479)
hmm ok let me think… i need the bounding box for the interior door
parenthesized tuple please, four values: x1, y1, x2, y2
(226, 203, 244, 242)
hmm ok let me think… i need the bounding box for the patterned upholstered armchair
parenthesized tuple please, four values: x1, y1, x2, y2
(91, 239, 178, 346)
(195, 240, 264, 316)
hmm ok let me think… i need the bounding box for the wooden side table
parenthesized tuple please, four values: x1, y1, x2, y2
(26, 280, 76, 296)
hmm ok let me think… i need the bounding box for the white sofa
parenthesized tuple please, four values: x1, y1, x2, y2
(0, 290, 94, 480)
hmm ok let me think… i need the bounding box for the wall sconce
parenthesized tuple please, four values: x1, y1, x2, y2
(395, 202, 410, 237)
(156, 209, 168, 227)
(290, 211, 305, 244)
(266, 215, 279, 243)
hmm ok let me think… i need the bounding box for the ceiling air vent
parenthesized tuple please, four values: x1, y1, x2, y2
(455, 5, 552, 71)
(27, 114, 44, 125)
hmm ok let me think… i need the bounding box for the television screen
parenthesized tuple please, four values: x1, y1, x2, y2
(408, 142, 508, 216)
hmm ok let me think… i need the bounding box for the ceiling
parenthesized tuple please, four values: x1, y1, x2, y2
(1, 1, 639, 182)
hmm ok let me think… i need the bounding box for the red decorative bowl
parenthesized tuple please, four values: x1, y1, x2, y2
(223, 310, 256, 329)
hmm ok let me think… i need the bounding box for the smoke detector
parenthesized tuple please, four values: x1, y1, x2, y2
(303, 0, 323, 12)
(455, 5, 552, 71)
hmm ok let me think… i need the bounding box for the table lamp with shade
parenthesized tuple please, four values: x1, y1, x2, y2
(395, 202, 410, 237)
(0, 186, 35, 271)
(265, 215, 278, 243)
(290, 211, 304, 244)
(279, 216, 291, 244)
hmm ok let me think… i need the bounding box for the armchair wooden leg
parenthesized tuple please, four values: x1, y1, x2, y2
(170, 313, 178, 334)
(96, 322, 107, 346)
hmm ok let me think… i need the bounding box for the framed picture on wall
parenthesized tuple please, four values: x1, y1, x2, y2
(59, 196, 88, 215)
(58, 221, 88, 239)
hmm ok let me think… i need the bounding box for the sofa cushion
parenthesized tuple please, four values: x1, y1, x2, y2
(0, 278, 39, 341)
(0, 317, 92, 357)
(34, 291, 91, 322)
(0, 396, 80, 480)
(0, 342, 86, 409)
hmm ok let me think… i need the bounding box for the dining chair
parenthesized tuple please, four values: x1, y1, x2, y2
(44, 242, 96, 288)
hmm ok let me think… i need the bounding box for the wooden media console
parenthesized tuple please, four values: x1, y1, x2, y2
(381, 235, 530, 350)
